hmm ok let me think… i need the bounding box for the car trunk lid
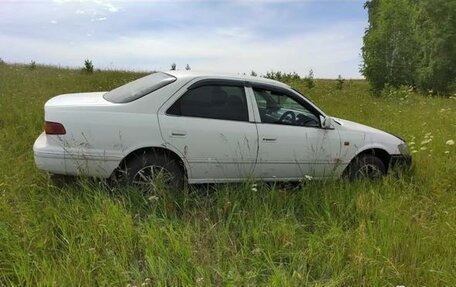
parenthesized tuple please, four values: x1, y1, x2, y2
(45, 92, 111, 108)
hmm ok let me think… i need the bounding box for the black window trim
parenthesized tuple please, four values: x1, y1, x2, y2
(187, 78, 247, 90)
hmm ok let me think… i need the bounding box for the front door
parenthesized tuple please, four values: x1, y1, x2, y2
(158, 83, 258, 183)
(249, 86, 340, 180)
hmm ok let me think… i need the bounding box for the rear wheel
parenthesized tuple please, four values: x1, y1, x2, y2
(122, 152, 184, 192)
(345, 154, 386, 181)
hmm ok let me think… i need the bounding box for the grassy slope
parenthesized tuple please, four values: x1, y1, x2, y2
(0, 64, 455, 286)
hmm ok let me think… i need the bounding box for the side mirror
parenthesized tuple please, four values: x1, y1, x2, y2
(321, 116, 332, 129)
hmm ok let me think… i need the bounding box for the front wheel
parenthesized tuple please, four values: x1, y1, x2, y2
(345, 154, 386, 181)
(123, 153, 184, 192)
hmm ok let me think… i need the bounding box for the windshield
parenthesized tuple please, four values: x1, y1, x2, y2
(103, 72, 176, 103)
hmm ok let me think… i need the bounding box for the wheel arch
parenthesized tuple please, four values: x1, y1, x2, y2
(343, 147, 392, 176)
(112, 146, 189, 179)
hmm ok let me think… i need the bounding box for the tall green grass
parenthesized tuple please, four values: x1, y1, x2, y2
(0, 64, 455, 286)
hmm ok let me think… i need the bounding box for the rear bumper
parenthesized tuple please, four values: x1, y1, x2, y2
(390, 154, 412, 168)
(33, 132, 67, 174)
(33, 132, 121, 178)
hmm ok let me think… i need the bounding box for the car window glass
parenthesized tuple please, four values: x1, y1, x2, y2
(104, 72, 176, 103)
(167, 85, 248, 122)
(253, 88, 319, 127)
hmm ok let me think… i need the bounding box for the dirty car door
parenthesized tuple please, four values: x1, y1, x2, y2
(249, 86, 341, 180)
(158, 82, 258, 183)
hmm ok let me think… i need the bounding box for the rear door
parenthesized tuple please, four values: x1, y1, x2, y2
(158, 80, 258, 183)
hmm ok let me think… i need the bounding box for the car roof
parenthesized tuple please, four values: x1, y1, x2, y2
(166, 70, 290, 89)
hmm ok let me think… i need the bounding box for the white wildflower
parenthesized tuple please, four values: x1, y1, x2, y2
(409, 141, 415, 145)
(420, 146, 427, 151)
(444, 151, 450, 154)
(446, 139, 454, 146)
(411, 150, 418, 154)
(304, 175, 313, 181)
(421, 139, 432, 145)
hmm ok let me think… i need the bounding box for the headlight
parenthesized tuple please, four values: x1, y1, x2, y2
(398, 143, 410, 155)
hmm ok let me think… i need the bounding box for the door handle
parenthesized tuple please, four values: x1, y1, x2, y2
(262, 137, 277, 142)
(171, 131, 187, 137)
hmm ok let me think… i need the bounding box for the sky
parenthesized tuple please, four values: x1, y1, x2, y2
(0, 0, 368, 78)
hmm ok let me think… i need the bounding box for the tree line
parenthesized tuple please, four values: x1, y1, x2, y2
(362, 0, 456, 95)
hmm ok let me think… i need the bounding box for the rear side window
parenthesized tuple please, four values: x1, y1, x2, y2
(167, 85, 248, 122)
(104, 72, 176, 103)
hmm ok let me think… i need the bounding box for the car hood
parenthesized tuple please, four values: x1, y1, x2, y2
(333, 117, 402, 144)
(45, 92, 110, 108)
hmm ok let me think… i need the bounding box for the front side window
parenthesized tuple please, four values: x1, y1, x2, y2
(167, 85, 248, 122)
(253, 88, 319, 127)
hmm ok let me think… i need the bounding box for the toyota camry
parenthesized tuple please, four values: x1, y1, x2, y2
(33, 71, 411, 189)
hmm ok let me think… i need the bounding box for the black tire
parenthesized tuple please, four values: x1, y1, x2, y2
(123, 152, 184, 192)
(345, 154, 386, 181)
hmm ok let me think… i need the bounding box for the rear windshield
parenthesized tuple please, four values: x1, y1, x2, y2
(103, 72, 176, 103)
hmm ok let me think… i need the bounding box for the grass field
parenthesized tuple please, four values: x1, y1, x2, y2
(0, 63, 455, 286)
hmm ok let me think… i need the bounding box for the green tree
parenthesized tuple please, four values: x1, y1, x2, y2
(336, 75, 345, 90)
(83, 59, 94, 73)
(361, 0, 418, 94)
(29, 60, 36, 70)
(415, 0, 456, 94)
(362, 0, 456, 95)
(304, 69, 315, 89)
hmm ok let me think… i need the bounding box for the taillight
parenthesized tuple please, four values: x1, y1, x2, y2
(44, 121, 66, 135)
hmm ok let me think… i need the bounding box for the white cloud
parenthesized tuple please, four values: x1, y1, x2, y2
(1, 1, 366, 78)
(215, 27, 252, 39)
(54, 0, 121, 14)
(0, 21, 363, 78)
(91, 17, 107, 21)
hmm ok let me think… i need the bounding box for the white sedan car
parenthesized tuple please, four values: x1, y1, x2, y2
(33, 71, 411, 188)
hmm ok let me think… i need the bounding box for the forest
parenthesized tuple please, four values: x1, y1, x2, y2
(362, 0, 456, 95)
